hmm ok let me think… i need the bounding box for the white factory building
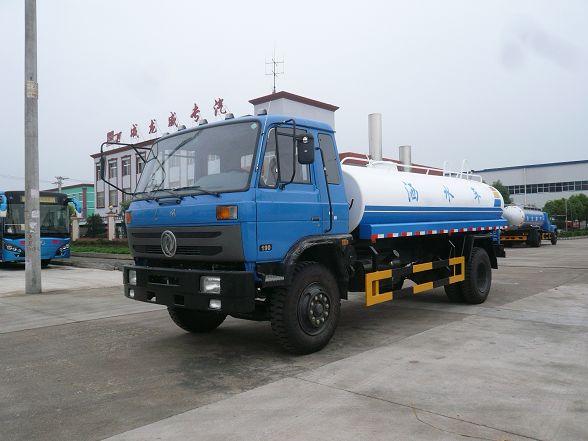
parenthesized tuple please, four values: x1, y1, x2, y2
(474, 160, 588, 208)
(91, 139, 154, 216)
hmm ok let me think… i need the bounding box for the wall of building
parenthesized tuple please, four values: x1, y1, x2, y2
(94, 148, 146, 217)
(45, 184, 95, 218)
(476, 161, 588, 208)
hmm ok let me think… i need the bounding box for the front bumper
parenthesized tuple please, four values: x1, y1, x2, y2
(123, 265, 256, 314)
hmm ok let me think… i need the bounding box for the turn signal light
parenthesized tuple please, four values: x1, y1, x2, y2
(216, 205, 237, 220)
(125, 211, 132, 224)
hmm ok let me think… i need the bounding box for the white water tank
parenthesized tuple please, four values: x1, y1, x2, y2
(341, 162, 504, 232)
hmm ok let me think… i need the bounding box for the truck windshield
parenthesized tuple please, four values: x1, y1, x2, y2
(136, 121, 260, 196)
(3, 203, 69, 236)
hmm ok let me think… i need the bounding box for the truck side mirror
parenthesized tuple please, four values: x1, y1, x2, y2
(296, 134, 314, 164)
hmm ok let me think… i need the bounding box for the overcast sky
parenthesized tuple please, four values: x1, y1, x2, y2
(1, 0, 586, 189)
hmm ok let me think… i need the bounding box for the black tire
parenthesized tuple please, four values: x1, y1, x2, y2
(444, 283, 465, 302)
(551, 231, 558, 245)
(270, 262, 341, 354)
(41, 259, 51, 268)
(527, 229, 541, 247)
(461, 247, 492, 304)
(168, 307, 227, 333)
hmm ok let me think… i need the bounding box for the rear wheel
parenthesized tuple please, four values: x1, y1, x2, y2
(270, 262, 340, 354)
(527, 229, 541, 247)
(461, 247, 492, 304)
(444, 283, 465, 302)
(41, 259, 51, 268)
(168, 307, 227, 333)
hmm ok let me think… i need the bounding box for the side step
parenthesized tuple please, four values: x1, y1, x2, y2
(365, 257, 465, 306)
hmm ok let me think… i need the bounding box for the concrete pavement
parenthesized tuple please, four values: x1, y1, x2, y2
(0, 264, 123, 298)
(1, 239, 587, 441)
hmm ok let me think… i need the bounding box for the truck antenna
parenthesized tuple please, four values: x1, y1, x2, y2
(265, 49, 284, 94)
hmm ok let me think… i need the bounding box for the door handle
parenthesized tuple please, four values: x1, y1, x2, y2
(311, 216, 320, 221)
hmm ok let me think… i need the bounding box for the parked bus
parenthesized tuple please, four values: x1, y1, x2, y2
(0, 190, 80, 267)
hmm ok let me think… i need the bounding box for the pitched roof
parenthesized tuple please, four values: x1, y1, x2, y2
(249, 91, 339, 112)
(475, 159, 588, 173)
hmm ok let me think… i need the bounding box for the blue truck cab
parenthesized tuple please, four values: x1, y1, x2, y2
(118, 114, 501, 353)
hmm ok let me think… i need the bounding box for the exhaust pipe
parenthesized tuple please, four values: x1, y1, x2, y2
(368, 113, 382, 162)
(399, 145, 411, 171)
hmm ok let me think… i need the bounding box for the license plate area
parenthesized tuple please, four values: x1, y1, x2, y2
(148, 274, 180, 286)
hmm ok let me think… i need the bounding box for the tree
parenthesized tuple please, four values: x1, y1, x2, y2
(543, 198, 566, 217)
(491, 180, 512, 204)
(568, 194, 588, 221)
(85, 213, 105, 238)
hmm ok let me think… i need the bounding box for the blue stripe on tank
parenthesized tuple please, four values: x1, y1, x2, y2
(359, 218, 508, 240)
(365, 205, 501, 212)
(360, 205, 504, 225)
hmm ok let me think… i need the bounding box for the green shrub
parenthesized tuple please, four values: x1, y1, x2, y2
(85, 214, 105, 238)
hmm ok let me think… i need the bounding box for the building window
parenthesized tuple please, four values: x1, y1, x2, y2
(96, 191, 105, 208)
(96, 163, 102, 182)
(136, 155, 145, 174)
(109, 189, 118, 207)
(108, 159, 118, 180)
(122, 156, 131, 177)
(122, 188, 132, 203)
(505, 180, 588, 195)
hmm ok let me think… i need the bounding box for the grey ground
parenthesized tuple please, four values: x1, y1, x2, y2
(1, 239, 587, 441)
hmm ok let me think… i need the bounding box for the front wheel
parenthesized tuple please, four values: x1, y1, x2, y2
(270, 262, 341, 354)
(168, 307, 227, 333)
(461, 247, 492, 304)
(551, 231, 558, 245)
(41, 259, 51, 268)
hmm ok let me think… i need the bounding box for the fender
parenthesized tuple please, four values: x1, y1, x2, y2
(256, 234, 353, 292)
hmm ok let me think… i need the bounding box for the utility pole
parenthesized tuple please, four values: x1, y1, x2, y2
(25, 0, 41, 293)
(53, 176, 69, 192)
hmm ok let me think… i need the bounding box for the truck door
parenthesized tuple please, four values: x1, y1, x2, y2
(255, 126, 322, 261)
(316, 133, 345, 233)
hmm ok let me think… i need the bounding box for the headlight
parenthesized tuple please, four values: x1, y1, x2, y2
(4, 243, 23, 254)
(128, 269, 137, 285)
(57, 243, 70, 254)
(200, 276, 221, 294)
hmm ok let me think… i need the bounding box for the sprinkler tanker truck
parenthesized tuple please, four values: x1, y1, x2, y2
(100, 113, 507, 354)
(502, 205, 557, 247)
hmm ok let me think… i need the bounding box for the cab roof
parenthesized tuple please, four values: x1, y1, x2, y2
(156, 114, 335, 144)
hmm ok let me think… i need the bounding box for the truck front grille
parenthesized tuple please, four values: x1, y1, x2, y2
(127, 225, 243, 262)
(133, 245, 222, 256)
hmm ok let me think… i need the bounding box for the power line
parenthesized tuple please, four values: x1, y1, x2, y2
(52, 176, 69, 192)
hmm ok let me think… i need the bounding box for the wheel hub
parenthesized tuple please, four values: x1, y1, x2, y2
(308, 293, 330, 328)
(298, 283, 331, 335)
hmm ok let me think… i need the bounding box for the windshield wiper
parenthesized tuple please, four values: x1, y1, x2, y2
(135, 188, 184, 202)
(173, 185, 221, 198)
